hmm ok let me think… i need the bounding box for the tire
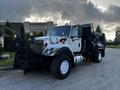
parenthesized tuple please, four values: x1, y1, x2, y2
(101, 49, 105, 57)
(51, 55, 72, 79)
(92, 50, 102, 63)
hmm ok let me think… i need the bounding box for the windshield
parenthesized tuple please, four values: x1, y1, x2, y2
(47, 26, 70, 37)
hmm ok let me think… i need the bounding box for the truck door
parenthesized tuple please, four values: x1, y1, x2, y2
(69, 26, 82, 52)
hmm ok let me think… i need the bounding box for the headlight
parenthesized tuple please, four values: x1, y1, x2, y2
(47, 48, 55, 54)
(44, 48, 58, 55)
(44, 41, 48, 47)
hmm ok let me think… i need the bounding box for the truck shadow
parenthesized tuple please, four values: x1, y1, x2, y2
(23, 61, 99, 79)
(12, 60, 106, 82)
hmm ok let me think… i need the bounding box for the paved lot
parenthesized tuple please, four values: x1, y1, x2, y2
(0, 48, 120, 90)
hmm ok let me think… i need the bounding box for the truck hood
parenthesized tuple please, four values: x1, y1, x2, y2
(35, 36, 67, 44)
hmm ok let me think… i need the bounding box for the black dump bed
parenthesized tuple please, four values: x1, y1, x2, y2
(79, 24, 105, 57)
(95, 32, 105, 50)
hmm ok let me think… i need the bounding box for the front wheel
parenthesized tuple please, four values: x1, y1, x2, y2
(51, 55, 72, 79)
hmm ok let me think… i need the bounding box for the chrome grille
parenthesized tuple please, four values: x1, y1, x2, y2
(31, 40, 44, 54)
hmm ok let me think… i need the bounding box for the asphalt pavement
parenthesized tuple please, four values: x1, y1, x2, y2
(0, 48, 120, 90)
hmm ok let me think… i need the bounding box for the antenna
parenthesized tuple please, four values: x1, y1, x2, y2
(49, 37, 53, 44)
(69, 21, 72, 25)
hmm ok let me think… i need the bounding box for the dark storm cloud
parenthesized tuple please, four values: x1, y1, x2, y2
(103, 5, 120, 23)
(0, 0, 120, 24)
(0, 0, 32, 21)
(30, 0, 103, 24)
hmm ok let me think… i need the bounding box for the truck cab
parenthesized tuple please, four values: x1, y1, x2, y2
(44, 25, 82, 54)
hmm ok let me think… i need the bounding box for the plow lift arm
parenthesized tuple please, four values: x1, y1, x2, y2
(13, 25, 33, 74)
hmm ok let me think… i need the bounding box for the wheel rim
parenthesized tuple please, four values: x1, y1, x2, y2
(98, 52, 102, 61)
(60, 60, 69, 75)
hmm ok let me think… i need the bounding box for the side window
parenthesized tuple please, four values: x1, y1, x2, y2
(78, 27, 82, 37)
(71, 26, 79, 38)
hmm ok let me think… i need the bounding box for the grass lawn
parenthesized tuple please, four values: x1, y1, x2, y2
(0, 52, 15, 67)
(106, 45, 120, 48)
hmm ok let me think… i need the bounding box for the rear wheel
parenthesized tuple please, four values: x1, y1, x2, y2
(92, 50, 102, 63)
(51, 55, 72, 79)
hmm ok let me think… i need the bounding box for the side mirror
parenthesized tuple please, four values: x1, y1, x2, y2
(71, 36, 75, 39)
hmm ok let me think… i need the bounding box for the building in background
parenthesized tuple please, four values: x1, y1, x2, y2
(0, 21, 54, 47)
(1, 21, 54, 35)
(24, 21, 54, 36)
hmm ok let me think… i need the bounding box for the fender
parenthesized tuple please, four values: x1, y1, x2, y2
(42, 44, 74, 67)
(42, 44, 73, 57)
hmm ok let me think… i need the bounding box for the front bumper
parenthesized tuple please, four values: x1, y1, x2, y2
(28, 53, 53, 65)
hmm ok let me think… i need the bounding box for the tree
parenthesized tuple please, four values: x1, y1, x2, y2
(96, 25, 102, 33)
(0, 24, 4, 53)
(114, 28, 120, 44)
(3, 20, 14, 51)
(4, 20, 14, 36)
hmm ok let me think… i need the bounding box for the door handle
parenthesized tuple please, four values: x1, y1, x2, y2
(78, 43, 80, 47)
(72, 38, 79, 42)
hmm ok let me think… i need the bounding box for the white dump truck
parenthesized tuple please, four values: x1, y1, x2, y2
(13, 24, 105, 79)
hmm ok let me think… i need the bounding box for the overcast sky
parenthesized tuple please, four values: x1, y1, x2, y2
(0, 0, 120, 40)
